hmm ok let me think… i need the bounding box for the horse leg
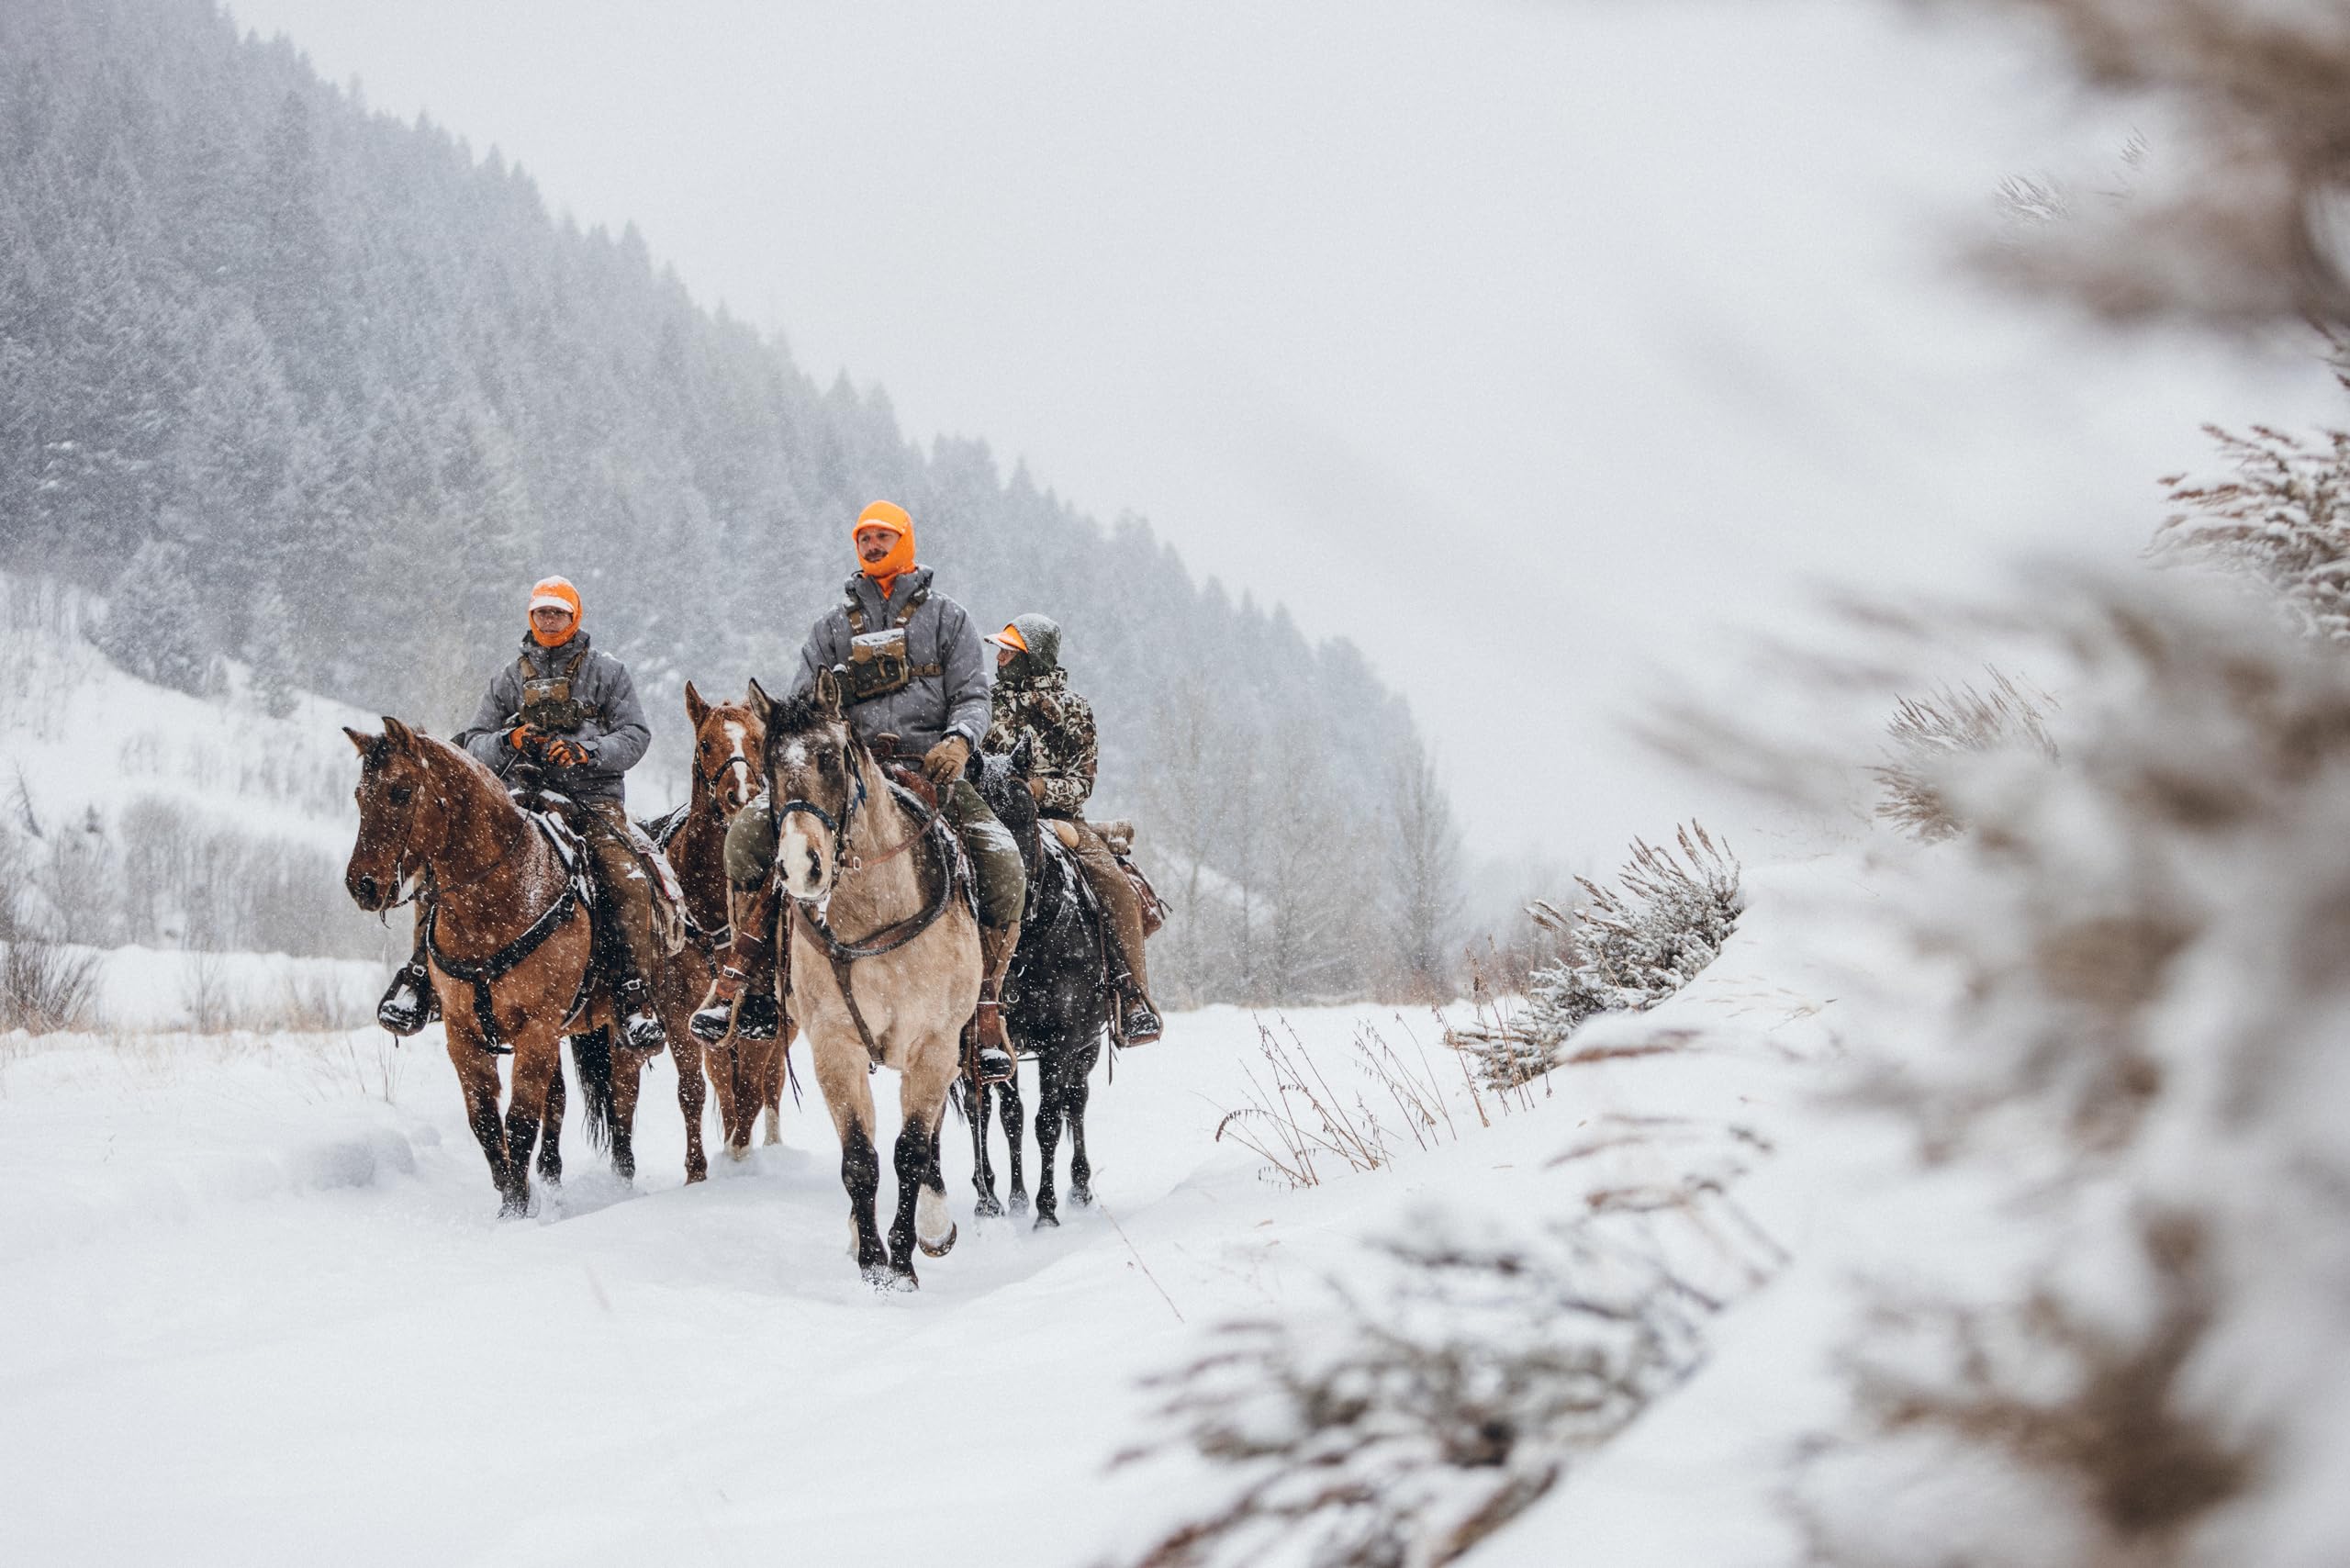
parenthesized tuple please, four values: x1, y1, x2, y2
(1033, 1055, 1065, 1229)
(673, 1036, 709, 1183)
(969, 1079, 1003, 1218)
(1067, 1042, 1098, 1208)
(894, 1035, 958, 1271)
(814, 1036, 890, 1282)
(760, 1025, 790, 1145)
(609, 1046, 645, 1182)
(1000, 1068, 1030, 1217)
(449, 1032, 515, 1209)
(502, 1038, 561, 1218)
(537, 1063, 566, 1187)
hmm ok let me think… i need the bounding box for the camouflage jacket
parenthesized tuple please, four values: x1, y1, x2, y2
(985, 666, 1097, 819)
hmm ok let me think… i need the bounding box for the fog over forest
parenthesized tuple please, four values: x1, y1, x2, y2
(0, 0, 1460, 1004)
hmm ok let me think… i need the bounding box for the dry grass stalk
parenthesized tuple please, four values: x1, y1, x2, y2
(1870, 668, 2058, 842)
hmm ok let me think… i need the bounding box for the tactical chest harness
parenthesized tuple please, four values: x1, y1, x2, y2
(841, 581, 938, 706)
(517, 647, 600, 734)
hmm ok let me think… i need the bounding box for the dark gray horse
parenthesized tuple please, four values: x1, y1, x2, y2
(962, 740, 1116, 1227)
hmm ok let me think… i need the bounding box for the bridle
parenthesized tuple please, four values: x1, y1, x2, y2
(693, 749, 757, 818)
(774, 738, 934, 888)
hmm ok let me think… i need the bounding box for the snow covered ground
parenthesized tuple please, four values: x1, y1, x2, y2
(0, 855, 1953, 1567)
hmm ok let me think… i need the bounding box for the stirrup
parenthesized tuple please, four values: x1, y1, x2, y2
(1119, 994, 1162, 1046)
(376, 963, 434, 1037)
(617, 980, 667, 1053)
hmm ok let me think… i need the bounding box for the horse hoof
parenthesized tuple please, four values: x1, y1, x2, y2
(1033, 1210, 1059, 1230)
(498, 1196, 530, 1220)
(863, 1262, 917, 1292)
(726, 1144, 751, 1164)
(685, 1166, 708, 1185)
(1071, 1185, 1093, 1208)
(1009, 1192, 1030, 1217)
(918, 1223, 957, 1259)
(974, 1195, 1004, 1219)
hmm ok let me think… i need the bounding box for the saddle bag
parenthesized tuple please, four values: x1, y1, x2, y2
(1091, 822, 1169, 937)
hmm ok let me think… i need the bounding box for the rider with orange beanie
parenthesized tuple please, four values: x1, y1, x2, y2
(376, 577, 671, 1055)
(694, 502, 1028, 1070)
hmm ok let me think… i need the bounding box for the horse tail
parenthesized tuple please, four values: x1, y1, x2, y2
(572, 1026, 617, 1152)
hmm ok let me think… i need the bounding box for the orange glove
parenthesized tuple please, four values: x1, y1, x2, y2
(509, 723, 546, 756)
(543, 736, 589, 768)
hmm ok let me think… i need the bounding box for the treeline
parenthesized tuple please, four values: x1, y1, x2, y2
(0, 0, 1463, 1000)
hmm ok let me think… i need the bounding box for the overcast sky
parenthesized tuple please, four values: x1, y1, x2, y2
(225, 0, 2336, 879)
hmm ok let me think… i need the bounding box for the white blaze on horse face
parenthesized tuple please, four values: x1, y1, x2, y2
(718, 720, 750, 808)
(778, 815, 823, 899)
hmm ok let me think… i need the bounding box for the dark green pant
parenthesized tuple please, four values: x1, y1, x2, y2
(724, 780, 1026, 932)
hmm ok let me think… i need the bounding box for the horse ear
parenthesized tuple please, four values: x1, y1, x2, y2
(1012, 733, 1035, 776)
(684, 680, 709, 727)
(745, 678, 774, 723)
(816, 666, 844, 719)
(381, 716, 414, 750)
(343, 726, 377, 757)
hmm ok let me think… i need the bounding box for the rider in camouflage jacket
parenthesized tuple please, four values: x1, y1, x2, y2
(985, 614, 1161, 1044)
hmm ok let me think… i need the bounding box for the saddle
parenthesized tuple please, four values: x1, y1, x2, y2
(1069, 818, 1172, 937)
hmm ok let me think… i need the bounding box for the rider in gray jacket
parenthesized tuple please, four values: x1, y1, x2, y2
(694, 501, 1027, 1073)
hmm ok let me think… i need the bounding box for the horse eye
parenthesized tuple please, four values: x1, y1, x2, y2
(388, 783, 414, 806)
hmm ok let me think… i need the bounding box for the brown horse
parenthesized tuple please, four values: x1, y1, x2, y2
(343, 719, 708, 1214)
(749, 670, 981, 1287)
(676, 680, 791, 1159)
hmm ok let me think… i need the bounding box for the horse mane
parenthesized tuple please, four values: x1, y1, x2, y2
(765, 689, 838, 738)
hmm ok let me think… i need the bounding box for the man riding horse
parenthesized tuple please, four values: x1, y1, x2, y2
(693, 501, 1029, 1075)
(984, 614, 1162, 1044)
(375, 575, 671, 1054)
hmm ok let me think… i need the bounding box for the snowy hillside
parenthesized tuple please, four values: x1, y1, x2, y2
(1, 573, 398, 1027)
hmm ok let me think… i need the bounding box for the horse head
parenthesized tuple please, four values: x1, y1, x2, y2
(975, 734, 1042, 873)
(748, 668, 865, 904)
(685, 678, 766, 821)
(342, 716, 448, 913)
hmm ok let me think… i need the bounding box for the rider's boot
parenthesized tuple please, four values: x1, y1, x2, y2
(616, 973, 668, 1053)
(1116, 975, 1163, 1047)
(973, 918, 1022, 1083)
(691, 882, 781, 1044)
(375, 925, 437, 1037)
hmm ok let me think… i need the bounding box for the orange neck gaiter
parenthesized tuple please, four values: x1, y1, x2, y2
(531, 622, 577, 649)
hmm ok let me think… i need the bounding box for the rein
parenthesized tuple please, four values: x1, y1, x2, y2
(427, 878, 583, 1055)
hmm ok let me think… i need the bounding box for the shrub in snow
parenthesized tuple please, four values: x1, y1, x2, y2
(2154, 419, 2350, 645)
(1452, 824, 1740, 1089)
(1870, 669, 2057, 842)
(1794, 577, 2350, 1567)
(1119, 1141, 1778, 1568)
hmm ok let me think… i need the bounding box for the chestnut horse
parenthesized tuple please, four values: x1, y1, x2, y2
(749, 671, 981, 1288)
(343, 719, 707, 1214)
(674, 680, 791, 1158)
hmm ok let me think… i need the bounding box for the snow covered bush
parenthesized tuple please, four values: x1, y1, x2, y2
(2154, 418, 2350, 645)
(1871, 669, 2057, 842)
(1119, 1120, 1779, 1568)
(1451, 824, 1740, 1088)
(1794, 577, 2350, 1567)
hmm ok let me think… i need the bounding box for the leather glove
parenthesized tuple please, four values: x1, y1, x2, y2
(1025, 776, 1046, 803)
(509, 723, 547, 758)
(544, 736, 589, 769)
(922, 734, 972, 787)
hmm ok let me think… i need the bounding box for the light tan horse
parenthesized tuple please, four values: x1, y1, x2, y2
(675, 680, 791, 1157)
(748, 670, 981, 1287)
(344, 719, 708, 1212)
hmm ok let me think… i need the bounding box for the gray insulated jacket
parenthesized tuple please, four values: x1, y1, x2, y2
(793, 566, 990, 758)
(459, 629, 651, 803)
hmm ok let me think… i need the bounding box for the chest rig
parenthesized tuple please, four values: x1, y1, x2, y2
(841, 581, 940, 706)
(517, 647, 599, 733)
